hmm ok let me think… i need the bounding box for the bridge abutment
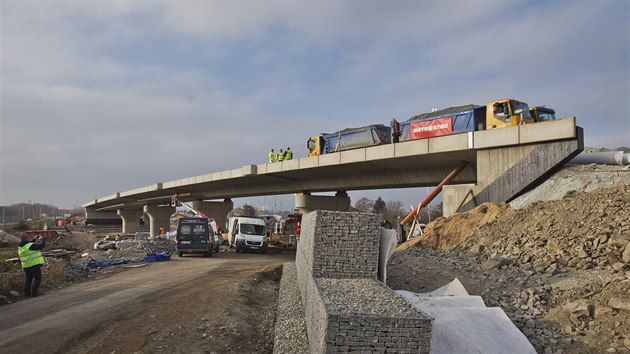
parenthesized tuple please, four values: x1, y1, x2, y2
(143, 204, 175, 236)
(443, 128, 583, 216)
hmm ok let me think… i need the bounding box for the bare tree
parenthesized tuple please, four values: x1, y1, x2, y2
(353, 197, 374, 213)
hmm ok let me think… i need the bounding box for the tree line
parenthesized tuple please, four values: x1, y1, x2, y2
(1, 203, 80, 223)
(352, 196, 442, 225)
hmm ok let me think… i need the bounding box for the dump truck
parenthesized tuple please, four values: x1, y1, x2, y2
(307, 124, 391, 156)
(529, 106, 556, 122)
(398, 98, 534, 142)
(307, 98, 540, 155)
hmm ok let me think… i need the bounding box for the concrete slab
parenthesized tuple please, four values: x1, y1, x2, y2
(429, 134, 468, 153)
(520, 117, 577, 144)
(298, 156, 318, 169)
(395, 139, 428, 157)
(340, 148, 366, 164)
(474, 126, 519, 149)
(366, 144, 395, 160)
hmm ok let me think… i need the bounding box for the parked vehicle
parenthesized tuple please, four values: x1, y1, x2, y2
(172, 194, 220, 253)
(176, 217, 214, 257)
(307, 98, 546, 155)
(307, 124, 391, 156)
(228, 217, 268, 253)
(529, 106, 556, 122)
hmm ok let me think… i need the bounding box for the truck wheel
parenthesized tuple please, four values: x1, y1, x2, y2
(207, 250, 213, 257)
(178, 252, 183, 257)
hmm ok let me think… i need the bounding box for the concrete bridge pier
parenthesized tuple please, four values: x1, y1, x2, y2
(294, 191, 351, 214)
(117, 208, 144, 234)
(192, 199, 233, 231)
(84, 206, 120, 226)
(143, 204, 175, 237)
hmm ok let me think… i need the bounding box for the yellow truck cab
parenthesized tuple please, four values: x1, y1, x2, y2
(486, 99, 534, 129)
(529, 106, 556, 122)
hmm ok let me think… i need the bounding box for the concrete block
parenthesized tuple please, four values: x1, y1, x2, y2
(211, 172, 222, 181)
(340, 149, 366, 164)
(428, 133, 469, 153)
(267, 162, 283, 173)
(319, 152, 341, 166)
(395, 139, 428, 157)
(298, 156, 318, 169)
(474, 126, 519, 149)
(282, 159, 299, 170)
(201, 173, 213, 182)
(241, 164, 257, 176)
(366, 144, 395, 160)
(520, 117, 577, 144)
(256, 164, 267, 174)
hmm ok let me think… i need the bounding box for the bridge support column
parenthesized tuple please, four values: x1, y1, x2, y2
(294, 191, 351, 214)
(192, 199, 233, 231)
(143, 204, 175, 237)
(443, 134, 583, 217)
(84, 206, 120, 226)
(117, 209, 144, 234)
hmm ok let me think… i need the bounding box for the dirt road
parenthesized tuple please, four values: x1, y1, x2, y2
(0, 251, 294, 354)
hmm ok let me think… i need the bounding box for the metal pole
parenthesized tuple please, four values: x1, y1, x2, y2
(400, 161, 469, 226)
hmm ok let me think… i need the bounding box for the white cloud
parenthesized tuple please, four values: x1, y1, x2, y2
(1, 1, 628, 209)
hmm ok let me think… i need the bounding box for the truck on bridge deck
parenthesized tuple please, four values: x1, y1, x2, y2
(307, 98, 556, 156)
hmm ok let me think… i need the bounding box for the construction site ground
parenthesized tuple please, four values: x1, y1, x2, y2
(0, 164, 628, 353)
(0, 236, 292, 354)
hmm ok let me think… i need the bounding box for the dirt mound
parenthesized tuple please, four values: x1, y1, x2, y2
(398, 202, 510, 252)
(391, 183, 630, 353)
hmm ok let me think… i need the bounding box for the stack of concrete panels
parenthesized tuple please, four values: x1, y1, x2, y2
(295, 211, 433, 353)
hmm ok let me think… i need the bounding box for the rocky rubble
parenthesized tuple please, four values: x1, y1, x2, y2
(390, 183, 630, 353)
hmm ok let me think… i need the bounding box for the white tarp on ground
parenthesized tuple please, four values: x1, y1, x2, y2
(378, 228, 398, 283)
(397, 278, 536, 354)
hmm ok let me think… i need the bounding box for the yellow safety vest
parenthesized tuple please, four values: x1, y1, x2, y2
(277, 152, 285, 161)
(285, 150, 293, 160)
(269, 151, 276, 162)
(18, 243, 45, 269)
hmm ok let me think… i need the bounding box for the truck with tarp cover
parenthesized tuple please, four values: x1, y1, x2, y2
(307, 124, 391, 156)
(305, 98, 554, 155)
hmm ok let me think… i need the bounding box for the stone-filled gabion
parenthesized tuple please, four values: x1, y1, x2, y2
(293, 210, 433, 353)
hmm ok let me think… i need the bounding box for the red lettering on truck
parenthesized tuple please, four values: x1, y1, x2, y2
(410, 117, 453, 139)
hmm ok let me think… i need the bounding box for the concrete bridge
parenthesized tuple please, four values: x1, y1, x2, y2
(83, 117, 583, 236)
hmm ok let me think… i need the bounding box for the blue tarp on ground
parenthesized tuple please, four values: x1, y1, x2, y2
(85, 258, 141, 269)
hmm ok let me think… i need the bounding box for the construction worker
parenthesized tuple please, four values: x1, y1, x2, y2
(391, 118, 401, 143)
(269, 148, 276, 163)
(18, 233, 46, 297)
(277, 148, 285, 161)
(285, 147, 293, 160)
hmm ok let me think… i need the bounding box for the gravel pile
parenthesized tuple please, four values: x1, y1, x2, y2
(273, 263, 309, 354)
(317, 278, 421, 316)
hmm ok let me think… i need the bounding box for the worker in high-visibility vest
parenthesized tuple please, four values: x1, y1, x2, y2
(18, 233, 46, 297)
(277, 148, 285, 161)
(269, 148, 276, 163)
(285, 147, 293, 160)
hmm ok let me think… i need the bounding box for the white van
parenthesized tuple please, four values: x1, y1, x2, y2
(228, 217, 268, 253)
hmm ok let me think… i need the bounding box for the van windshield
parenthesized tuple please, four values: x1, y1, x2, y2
(240, 223, 266, 236)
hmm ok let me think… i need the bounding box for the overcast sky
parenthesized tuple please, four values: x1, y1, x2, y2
(1, 1, 628, 211)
